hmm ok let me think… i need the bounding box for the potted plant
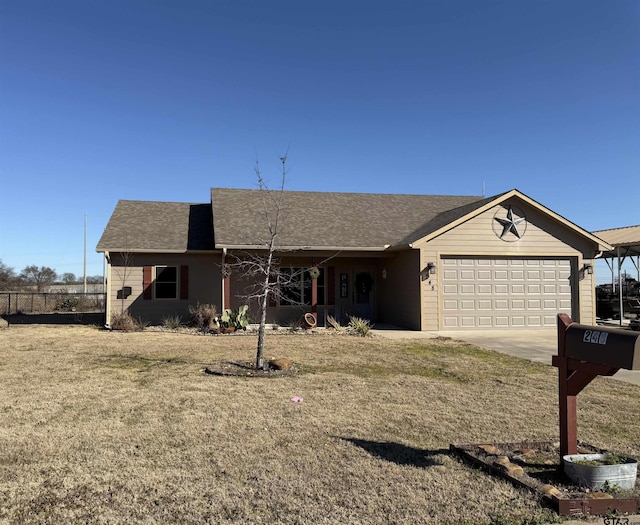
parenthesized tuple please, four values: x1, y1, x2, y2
(563, 452, 638, 490)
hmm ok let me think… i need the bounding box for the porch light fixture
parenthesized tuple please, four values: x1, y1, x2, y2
(427, 262, 437, 275)
(582, 264, 593, 275)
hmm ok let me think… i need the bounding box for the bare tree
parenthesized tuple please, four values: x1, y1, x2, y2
(111, 237, 134, 314)
(227, 156, 289, 369)
(0, 260, 17, 291)
(61, 272, 77, 285)
(227, 155, 335, 369)
(20, 265, 58, 292)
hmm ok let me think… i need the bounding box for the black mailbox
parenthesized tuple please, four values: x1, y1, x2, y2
(564, 324, 640, 371)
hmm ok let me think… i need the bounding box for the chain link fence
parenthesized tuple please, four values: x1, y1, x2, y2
(0, 292, 105, 316)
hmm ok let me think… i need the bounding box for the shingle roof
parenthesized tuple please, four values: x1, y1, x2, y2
(96, 200, 214, 252)
(210, 188, 483, 249)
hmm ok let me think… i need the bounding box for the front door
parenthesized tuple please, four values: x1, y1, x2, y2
(353, 269, 375, 321)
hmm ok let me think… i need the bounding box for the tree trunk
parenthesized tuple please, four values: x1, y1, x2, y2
(256, 292, 268, 370)
(256, 253, 273, 370)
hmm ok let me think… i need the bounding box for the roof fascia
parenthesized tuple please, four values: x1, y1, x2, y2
(96, 248, 221, 254)
(216, 244, 388, 251)
(409, 189, 613, 251)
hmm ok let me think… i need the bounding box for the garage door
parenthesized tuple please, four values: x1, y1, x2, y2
(441, 257, 572, 329)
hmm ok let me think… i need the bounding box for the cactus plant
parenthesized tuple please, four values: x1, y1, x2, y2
(217, 305, 249, 331)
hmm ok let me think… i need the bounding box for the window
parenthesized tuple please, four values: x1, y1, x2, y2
(143, 265, 188, 301)
(279, 267, 325, 306)
(155, 266, 178, 299)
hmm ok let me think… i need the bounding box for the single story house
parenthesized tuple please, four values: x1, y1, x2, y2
(96, 188, 611, 331)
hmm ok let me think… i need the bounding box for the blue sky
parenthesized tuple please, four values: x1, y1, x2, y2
(1, 0, 638, 282)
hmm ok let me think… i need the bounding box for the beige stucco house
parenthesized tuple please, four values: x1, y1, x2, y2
(96, 188, 611, 331)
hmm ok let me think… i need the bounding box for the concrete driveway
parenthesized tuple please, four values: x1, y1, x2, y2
(372, 326, 640, 386)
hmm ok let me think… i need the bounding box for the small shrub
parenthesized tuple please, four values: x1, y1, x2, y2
(347, 316, 372, 337)
(111, 312, 137, 332)
(162, 315, 182, 330)
(134, 317, 150, 331)
(327, 315, 345, 332)
(58, 296, 80, 312)
(189, 303, 218, 332)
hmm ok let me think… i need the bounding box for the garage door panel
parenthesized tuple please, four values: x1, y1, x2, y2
(527, 316, 542, 327)
(443, 270, 458, 280)
(441, 257, 572, 330)
(494, 299, 509, 309)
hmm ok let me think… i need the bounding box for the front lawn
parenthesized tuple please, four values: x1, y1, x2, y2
(0, 325, 638, 524)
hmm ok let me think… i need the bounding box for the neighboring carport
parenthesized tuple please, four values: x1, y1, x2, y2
(593, 225, 640, 325)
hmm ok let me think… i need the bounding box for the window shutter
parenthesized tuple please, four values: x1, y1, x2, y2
(143, 266, 153, 300)
(180, 265, 189, 300)
(327, 266, 335, 305)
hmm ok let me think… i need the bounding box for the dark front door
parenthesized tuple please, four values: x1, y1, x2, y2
(353, 269, 375, 321)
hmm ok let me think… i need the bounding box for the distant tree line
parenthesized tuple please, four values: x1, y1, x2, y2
(0, 259, 102, 292)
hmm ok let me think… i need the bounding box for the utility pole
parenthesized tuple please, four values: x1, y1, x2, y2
(83, 214, 87, 293)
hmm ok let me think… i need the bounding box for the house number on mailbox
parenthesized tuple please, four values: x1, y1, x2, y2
(582, 330, 609, 345)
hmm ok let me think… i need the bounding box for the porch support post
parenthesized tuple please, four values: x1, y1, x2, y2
(311, 259, 318, 322)
(222, 248, 231, 311)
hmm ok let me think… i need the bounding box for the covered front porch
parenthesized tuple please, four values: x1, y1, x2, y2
(222, 249, 421, 330)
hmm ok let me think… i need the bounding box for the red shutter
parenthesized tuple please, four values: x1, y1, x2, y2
(327, 266, 335, 305)
(143, 266, 153, 300)
(180, 265, 189, 300)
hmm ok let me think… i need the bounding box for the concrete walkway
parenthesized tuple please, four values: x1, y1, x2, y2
(372, 326, 640, 386)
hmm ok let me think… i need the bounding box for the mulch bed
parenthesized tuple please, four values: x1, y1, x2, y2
(203, 360, 303, 378)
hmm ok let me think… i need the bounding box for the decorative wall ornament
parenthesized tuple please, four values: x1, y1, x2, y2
(492, 205, 527, 241)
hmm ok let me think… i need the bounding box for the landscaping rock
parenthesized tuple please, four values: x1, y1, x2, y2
(492, 456, 525, 477)
(540, 484, 562, 498)
(0, 317, 8, 329)
(586, 492, 614, 500)
(269, 358, 292, 370)
(506, 464, 525, 478)
(494, 456, 510, 467)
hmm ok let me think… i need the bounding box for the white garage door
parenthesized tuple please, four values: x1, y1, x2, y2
(441, 257, 572, 329)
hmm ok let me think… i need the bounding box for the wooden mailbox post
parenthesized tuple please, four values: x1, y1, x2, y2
(553, 313, 640, 459)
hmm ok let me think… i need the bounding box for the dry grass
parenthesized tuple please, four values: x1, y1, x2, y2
(0, 325, 639, 524)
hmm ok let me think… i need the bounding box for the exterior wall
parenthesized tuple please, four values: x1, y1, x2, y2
(226, 253, 388, 328)
(377, 249, 421, 330)
(417, 199, 598, 330)
(107, 252, 222, 325)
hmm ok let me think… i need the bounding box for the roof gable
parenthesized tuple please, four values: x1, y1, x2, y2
(408, 189, 612, 250)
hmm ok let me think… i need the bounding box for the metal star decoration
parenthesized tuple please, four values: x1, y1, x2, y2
(494, 206, 526, 239)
